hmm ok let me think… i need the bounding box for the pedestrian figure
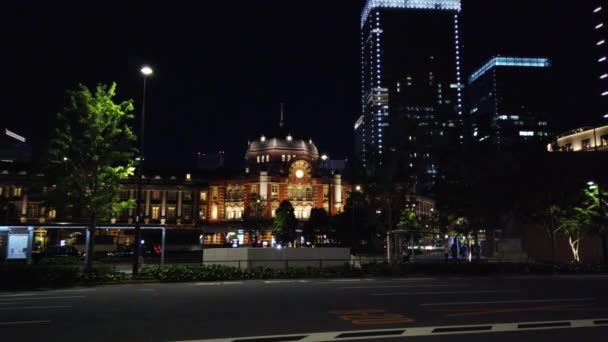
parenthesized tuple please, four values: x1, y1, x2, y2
(451, 242, 457, 260)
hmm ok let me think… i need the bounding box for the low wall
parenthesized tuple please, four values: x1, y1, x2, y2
(203, 248, 351, 269)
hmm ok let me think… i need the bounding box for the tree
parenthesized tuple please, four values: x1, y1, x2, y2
(243, 193, 268, 245)
(48, 83, 136, 271)
(335, 191, 380, 250)
(303, 208, 330, 245)
(272, 200, 298, 245)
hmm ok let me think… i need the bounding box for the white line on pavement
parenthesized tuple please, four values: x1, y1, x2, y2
(421, 297, 597, 306)
(264, 280, 309, 284)
(328, 279, 375, 282)
(340, 284, 469, 290)
(169, 318, 608, 342)
(0, 320, 51, 326)
(0, 296, 85, 302)
(193, 282, 244, 286)
(0, 289, 95, 297)
(390, 278, 437, 281)
(0, 306, 72, 310)
(372, 290, 519, 296)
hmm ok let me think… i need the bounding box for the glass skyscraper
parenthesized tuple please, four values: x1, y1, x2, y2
(594, 2, 608, 119)
(358, 0, 463, 188)
(468, 57, 552, 149)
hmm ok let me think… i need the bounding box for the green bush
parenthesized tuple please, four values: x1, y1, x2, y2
(37, 256, 83, 266)
(0, 265, 81, 291)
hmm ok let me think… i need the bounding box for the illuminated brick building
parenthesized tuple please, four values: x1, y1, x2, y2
(0, 120, 351, 247)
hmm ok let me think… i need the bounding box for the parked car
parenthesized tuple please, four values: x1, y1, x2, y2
(107, 244, 159, 258)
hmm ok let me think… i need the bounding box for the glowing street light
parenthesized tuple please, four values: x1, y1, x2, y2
(133, 64, 154, 276)
(321, 154, 328, 161)
(140, 65, 154, 76)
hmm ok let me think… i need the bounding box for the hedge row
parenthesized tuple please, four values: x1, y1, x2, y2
(3, 261, 608, 291)
(0, 265, 129, 291)
(139, 264, 363, 282)
(138, 261, 608, 282)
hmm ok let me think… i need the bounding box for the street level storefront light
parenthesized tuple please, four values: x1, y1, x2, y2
(140, 65, 154, 76)
(588, 181, 596, 186)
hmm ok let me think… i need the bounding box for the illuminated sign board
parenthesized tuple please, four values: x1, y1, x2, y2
(5, 129, 26, 143)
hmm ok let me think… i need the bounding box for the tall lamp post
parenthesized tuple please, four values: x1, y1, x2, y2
(589, 180, 606, 264)
(321, 155, 331, 216)
(133, 65, 153, 275)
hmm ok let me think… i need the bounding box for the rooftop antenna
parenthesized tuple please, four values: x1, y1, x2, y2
(279, 102, 285, 128)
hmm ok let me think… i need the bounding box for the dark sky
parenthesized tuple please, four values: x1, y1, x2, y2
(1, 0, 595, 169)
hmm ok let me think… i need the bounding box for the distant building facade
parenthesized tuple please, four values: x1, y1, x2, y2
(594, 2, 608, 119)
(0, 124, 351, 247)
(548, 125, 608, 152)
(468, 56, 552, 148)
(358, 0, 463, 190)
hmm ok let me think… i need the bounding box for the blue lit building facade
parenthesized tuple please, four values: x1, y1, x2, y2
(594, 3, 608, 119)
(468, 57, 552, 148)
(358, 0, 463, 190)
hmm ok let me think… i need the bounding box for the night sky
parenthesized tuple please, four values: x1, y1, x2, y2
(1, 0, 595, 169)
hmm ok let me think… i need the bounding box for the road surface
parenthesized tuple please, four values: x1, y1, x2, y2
(1, 275, 608, 341)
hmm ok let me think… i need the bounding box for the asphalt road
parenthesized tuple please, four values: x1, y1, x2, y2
(1, 275, 608, 341)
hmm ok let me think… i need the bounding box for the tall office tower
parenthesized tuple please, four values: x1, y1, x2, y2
(359, 0, 463, 189)
(594, 3, 608, 119)
(468, 56, 552, 149)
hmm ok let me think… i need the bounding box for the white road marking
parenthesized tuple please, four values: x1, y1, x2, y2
(264, 280, 309, 284)
(0, 305, 72, 310)
(421, 297, 597, 306)
(0, 296, 85, 302)
(193, 282, 244, 286)
(170, 318, 608, 342)
(372, 290, 519, 296)
(390, 278, 436, 281)
(0, 320, 51, 326)
(0, 289, 95, 297)
(328, 279, 375, 282)
(341, 284, 468, 290)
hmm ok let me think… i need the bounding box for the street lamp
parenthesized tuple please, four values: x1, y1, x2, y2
(321, 154, 331, 215)
(589, 180, 606, 263)
(133, 65, 153, 275)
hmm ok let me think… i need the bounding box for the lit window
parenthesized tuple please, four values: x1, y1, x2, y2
(595, 6, 602, 13)
(13, 187, 22, 197)
(598, 40, 605, 46)
(200, 191, 207, 201)
(597, 23, 604, 29)
(151, 206, 160, 220)
(271, 185, 279, 197)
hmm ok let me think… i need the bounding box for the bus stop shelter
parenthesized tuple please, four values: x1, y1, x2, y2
(0, 225, 167, 266)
